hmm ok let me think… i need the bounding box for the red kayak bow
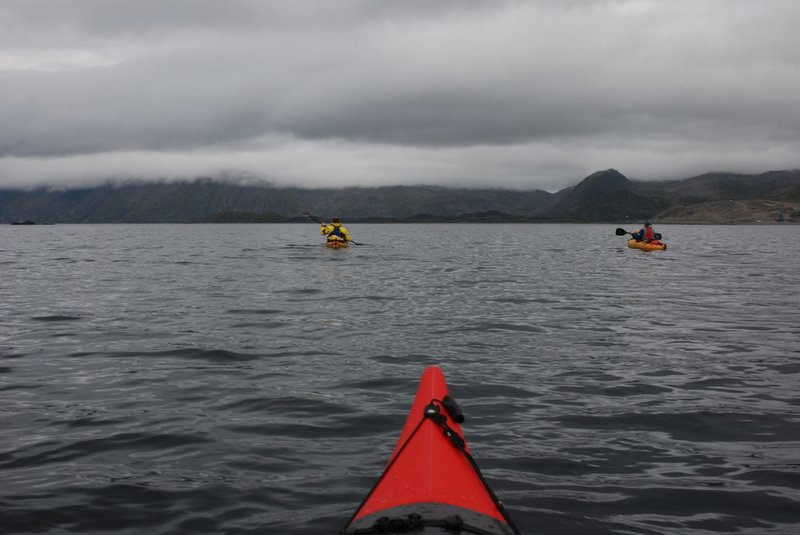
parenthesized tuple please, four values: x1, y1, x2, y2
(342, 366, 519, 534)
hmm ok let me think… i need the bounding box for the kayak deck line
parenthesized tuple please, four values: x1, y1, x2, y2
(342, 366, 520, 535)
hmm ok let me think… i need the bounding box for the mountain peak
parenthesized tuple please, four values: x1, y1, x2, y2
(566, 169, 633, 201)
(579, 168, 631, 189)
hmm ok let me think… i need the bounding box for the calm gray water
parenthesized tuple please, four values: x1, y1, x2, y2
(1, 223, 799, 534)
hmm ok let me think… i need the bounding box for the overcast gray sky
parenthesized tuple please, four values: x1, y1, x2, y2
(2, 0, 799, 191)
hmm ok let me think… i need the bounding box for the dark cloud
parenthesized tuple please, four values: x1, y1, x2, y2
(1, 0, 799, 189)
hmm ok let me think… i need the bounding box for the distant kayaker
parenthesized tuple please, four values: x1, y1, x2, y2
(631, 221, 658, 242)
(320, 218, 352, 244)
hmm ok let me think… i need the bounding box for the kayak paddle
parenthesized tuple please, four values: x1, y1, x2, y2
(304, 212, 324, 225)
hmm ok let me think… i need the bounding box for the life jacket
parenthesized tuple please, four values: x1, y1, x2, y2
(644, 226, 656, 241)
(328, 224, 346, 241)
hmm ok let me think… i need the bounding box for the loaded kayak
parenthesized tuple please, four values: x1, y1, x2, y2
(627, 238, 666, 251)
(342, 366, 520, 535)
(326, 240, 349, 249)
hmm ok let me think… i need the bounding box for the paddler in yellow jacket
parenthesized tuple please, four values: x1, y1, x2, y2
(320, 218, 352, 244)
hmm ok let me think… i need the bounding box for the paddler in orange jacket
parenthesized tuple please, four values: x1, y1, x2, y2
(631, 221, 657, 242)
(320, 218, 352, 244)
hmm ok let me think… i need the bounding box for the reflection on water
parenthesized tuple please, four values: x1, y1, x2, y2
(1, 223, 799, 534)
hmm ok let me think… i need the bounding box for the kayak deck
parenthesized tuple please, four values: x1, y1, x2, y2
(348, 503, 516, 534)
(326, 240, 349, 249)
(342, 366, 519, 535)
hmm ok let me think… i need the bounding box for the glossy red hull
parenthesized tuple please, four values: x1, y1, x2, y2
(343, 366, 518, 534)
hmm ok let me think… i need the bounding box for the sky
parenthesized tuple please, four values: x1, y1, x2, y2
(1, 0, 799, 192)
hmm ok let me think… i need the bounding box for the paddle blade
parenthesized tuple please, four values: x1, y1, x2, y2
(615, 228, 628, 236)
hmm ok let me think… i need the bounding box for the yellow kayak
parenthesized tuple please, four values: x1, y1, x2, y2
(627, 238, 666, 251)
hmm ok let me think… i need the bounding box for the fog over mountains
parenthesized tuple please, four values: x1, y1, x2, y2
(2, 169, 799, 224)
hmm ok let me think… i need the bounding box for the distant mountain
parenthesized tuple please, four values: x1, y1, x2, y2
(655, 199, 799, 223)
(2, 169, 799, 224)
(540, 169, 670, 222)
(639, 170, 800, 223)
(639, 170, 800, 204)
(0, 180, 553, 224)
(539, 168, 800, 223)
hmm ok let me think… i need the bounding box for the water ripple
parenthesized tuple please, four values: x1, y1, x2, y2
(1, 223, 798, 534)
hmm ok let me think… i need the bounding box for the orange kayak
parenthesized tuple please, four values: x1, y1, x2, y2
(342, 366, 519, 534)
(325, 240, 348, 249)
(627, 238, 666, 251)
